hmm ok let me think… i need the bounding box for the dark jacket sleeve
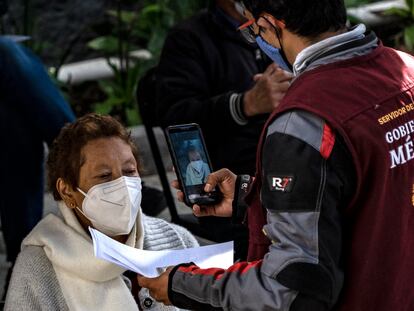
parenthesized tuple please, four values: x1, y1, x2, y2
(167, 110, 356, 311)
(154, 12, 270, 175)
(155, 27, 242, 129)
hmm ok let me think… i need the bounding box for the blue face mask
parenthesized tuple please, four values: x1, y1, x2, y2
(256, 36, 292, 72)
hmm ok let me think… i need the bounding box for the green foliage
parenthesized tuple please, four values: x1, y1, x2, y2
(405, 24, 414, 50)
(88, 36, 119, 54)
(87, 3, 138, 125)
(386, 0, 414, 51)
(134, 0, 204, 58)
(93, 57, 147, 125)
(345, 0, 375, 8)
(88, 0, 205, 126)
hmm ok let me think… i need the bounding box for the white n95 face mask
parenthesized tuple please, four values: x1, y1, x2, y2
(190, 160, 204, 172)
(76, 176, 142, 236)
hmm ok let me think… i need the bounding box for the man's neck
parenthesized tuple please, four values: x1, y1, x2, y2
(288, 27, 347, 65)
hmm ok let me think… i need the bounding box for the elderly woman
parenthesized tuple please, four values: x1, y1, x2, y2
(185, 146, 210, 186)
(5, 114, 198, 311)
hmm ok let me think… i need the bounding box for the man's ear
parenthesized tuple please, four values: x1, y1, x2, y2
(263, 14, 286, 30)
(275, 19, 285, 29)
(56, 178, 77, 209)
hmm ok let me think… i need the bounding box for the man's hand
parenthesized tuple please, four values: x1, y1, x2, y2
(137, 267, 173, 305)
(171, 168, 236, 217)
(244, 63, 293, 117)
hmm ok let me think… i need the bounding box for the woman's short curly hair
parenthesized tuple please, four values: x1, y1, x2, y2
(47, 113, 141, 201)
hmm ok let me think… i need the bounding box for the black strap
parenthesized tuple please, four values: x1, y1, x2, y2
(232, 174, 253, 224)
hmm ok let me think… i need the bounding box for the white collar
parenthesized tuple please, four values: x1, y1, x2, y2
(293, 24, 366, 76)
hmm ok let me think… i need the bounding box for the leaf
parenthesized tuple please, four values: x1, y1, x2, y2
(407, 0, 414, 17)
(126, 106, 142, 126)
(384, 7, 410, 18)
(404, 24, 414, 51)
(174, 0, 202, 19)
(106, 59, 121, 77)
(347, 14, 364, 25)
(94, 96, 125, 115)
(131, 29, 150, 40)
(98, 80, 116, 96)
(88, 36, 118, 54)
(344, 0, 371, 8)
(141, 4, 162, 15)
(147, 27, 168, 56)
(106, 9, 137, 24)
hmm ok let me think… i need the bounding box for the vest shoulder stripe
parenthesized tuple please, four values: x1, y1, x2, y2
(320, 123, 336, 159)
(267, 110, 336, 159)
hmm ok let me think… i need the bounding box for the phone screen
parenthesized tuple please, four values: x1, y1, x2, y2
(167, 124, 219, 205)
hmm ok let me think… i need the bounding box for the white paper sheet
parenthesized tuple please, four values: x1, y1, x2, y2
(89, 227, 234, 277)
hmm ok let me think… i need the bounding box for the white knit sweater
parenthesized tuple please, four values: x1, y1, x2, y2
(5, 204, 198, 311)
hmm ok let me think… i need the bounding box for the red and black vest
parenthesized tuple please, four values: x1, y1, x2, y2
(246, 45, 414, 310)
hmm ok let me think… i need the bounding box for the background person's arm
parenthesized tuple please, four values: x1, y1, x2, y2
(0, 38, 75, 146)
(156, 28, 247, 129)
(156, 29, 291, 129)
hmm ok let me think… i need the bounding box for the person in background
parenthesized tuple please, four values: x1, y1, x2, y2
(155, 0, 291, 260)
(138, 0, 414, 310)
(157, 0, 291, 176)
(5, 114, 198, 311)
(0, 28, 76, 298)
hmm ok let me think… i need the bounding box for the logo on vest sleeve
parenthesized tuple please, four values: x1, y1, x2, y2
(267, 175, 295, 192)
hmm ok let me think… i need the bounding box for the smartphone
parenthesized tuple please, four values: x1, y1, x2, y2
(165, 123, 221, 207)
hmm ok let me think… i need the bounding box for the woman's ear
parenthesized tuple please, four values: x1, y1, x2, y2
(56, 178, 77, 209)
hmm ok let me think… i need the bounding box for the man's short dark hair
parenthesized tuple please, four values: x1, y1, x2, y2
(243, 0, 347, 38)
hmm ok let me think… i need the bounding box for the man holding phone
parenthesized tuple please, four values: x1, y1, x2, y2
(139, 0, 414, 310)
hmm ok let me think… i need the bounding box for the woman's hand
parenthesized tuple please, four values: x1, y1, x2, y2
(137, 267, 173, 305)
